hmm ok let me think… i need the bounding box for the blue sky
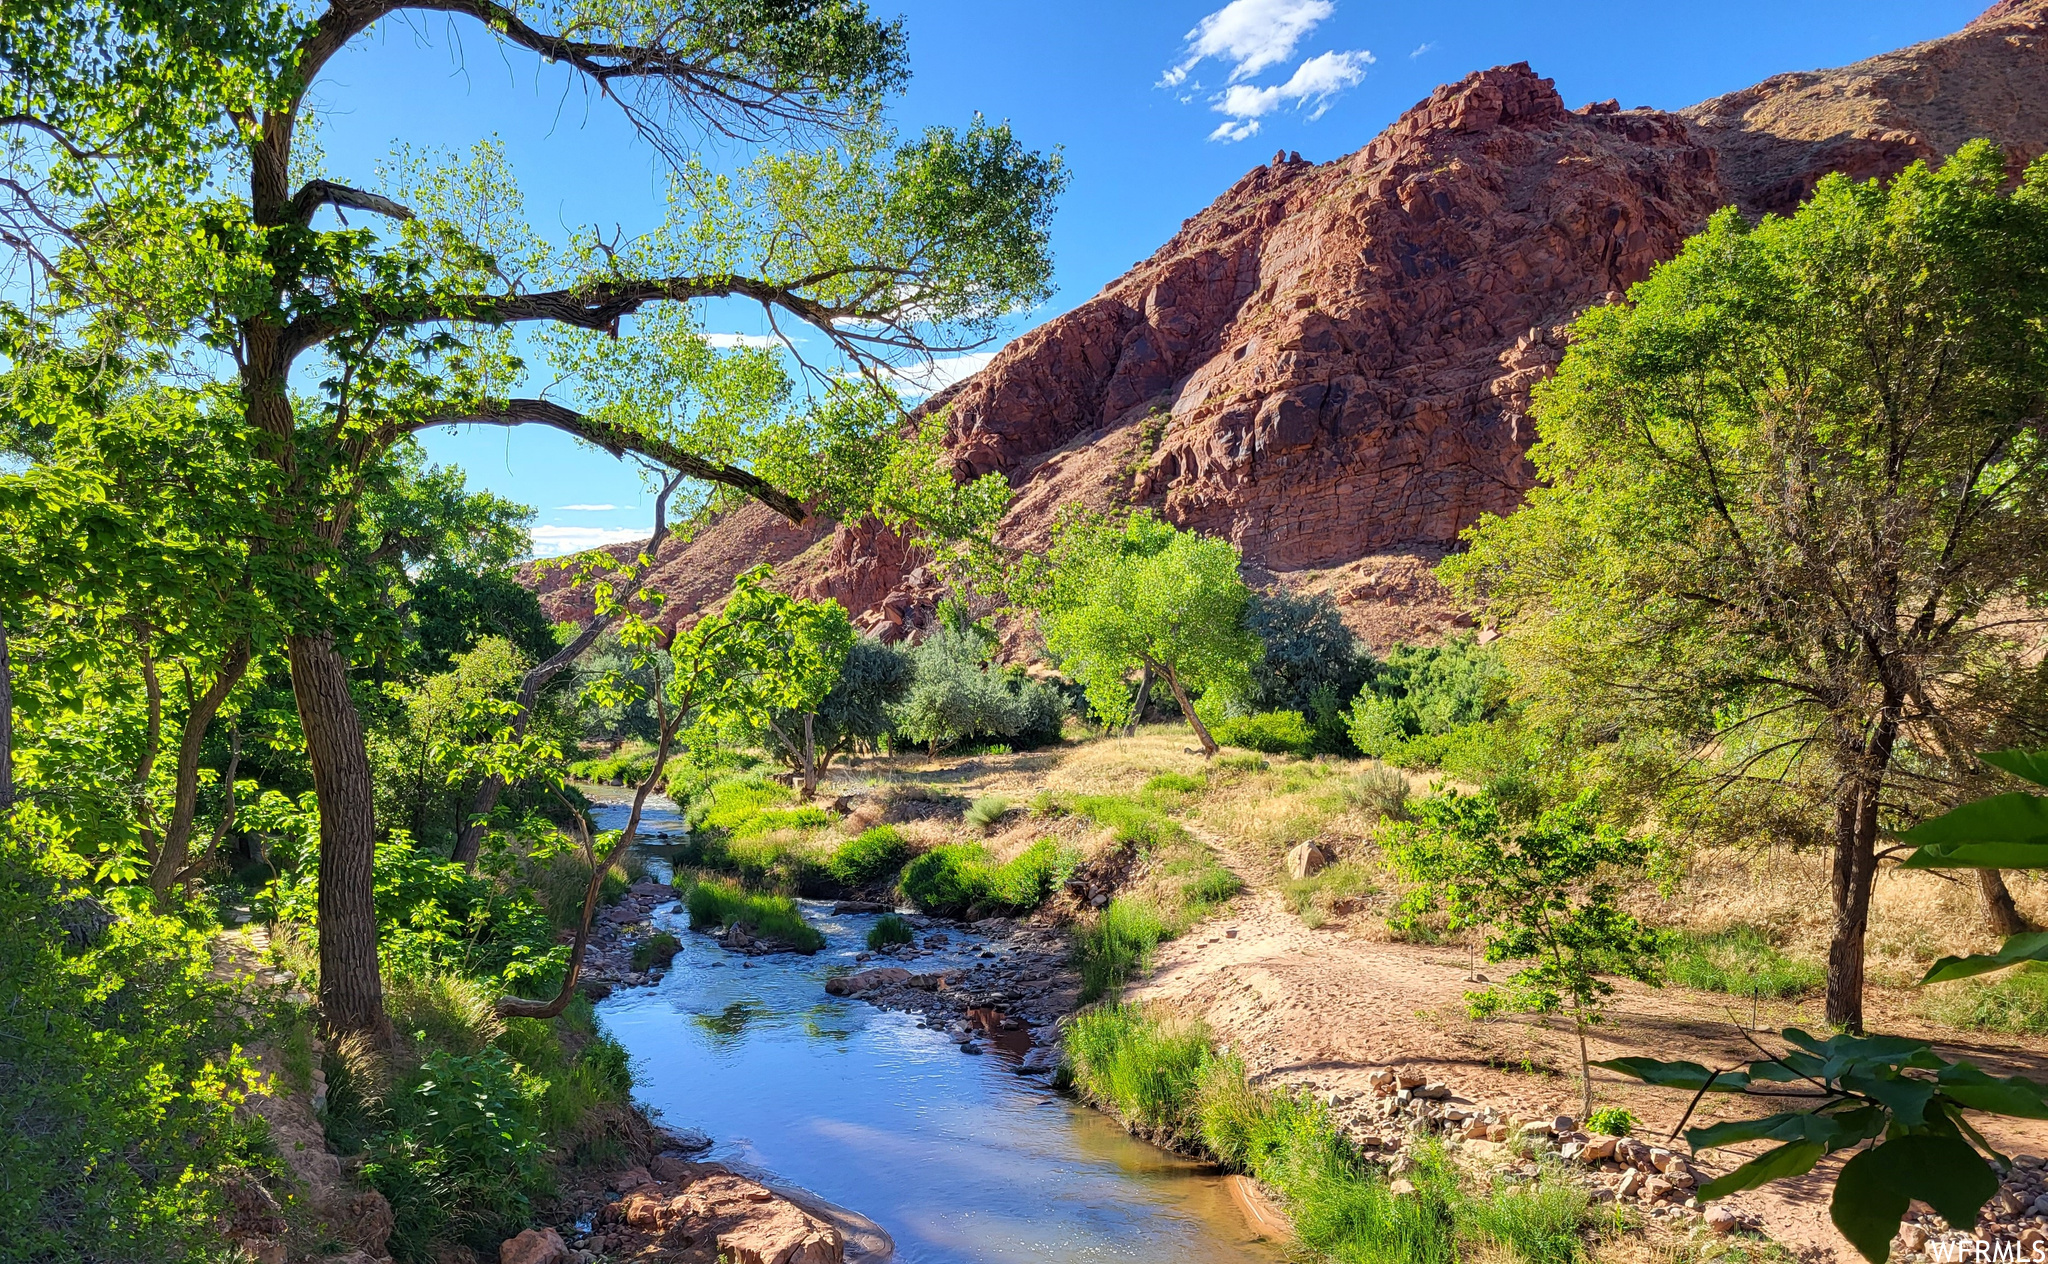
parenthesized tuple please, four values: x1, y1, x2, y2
(311, 0, 1984, 555)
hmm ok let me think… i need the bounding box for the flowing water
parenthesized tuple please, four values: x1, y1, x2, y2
(584, 787, 1282, 1264)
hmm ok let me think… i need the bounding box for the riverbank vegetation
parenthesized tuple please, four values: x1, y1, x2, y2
(1065, 1004, 1595, 1264)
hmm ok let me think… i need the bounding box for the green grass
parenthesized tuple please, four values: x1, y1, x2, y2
(1075, 898, 1174, 1002)
(1918, 962, 2048, 1034)
(1663, 926, 1823, 999)
(898, 838, 1077, 917)
(867, 914, 916, 951)
(682, 880, 824, 953)
(1056, 793, 1193, 850)
(826, 826, 913, 888)
(964, 795, 1014, 831)
(1064, 1005, 1591, 1264)
(1216, 752, 1269, 773)
(1281, 856, 1377, 930)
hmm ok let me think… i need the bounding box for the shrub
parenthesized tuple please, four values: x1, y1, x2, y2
(889, 626, 1068, 752)
(898, 838, 1075, 917)
(1074, 897, 1173, 1002)
(1245, 588, 1374, 752)
(1340, 764, 1411, 819)
(631, 931, 682, 971)
(1663, 925, 1823, 999)
(362, 1046, 551, 1260)
(964, 795, 1014, 831)
(867, 914, 915, 950)
(1585, 1107, 1637, 1137)
(1211, 709, 1315, 755)
(826, 826, 913, 888)
(0, 815, 270, 1264)
(682, 881, 825, 952)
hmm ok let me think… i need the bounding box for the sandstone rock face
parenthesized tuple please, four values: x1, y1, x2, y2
(526, 2, 2048, 648)
(615, 1171, 842, 1264)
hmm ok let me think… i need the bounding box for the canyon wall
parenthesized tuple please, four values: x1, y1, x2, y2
(526, 0, 2048, 649)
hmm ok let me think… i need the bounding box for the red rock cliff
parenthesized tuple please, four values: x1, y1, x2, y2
(527, 0, 2048, 648)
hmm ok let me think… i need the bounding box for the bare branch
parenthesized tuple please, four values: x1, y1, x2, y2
(286, 179, 415, 226)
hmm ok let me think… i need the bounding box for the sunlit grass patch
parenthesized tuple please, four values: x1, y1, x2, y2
(1662, 925, 1822, 999)
(1917, 962, 2048, 1035)
(682, 879, 824, 952)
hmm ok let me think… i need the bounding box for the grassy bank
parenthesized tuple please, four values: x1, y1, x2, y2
(1064, 1004, 1594, 1264)
(682, 878, 826, 952)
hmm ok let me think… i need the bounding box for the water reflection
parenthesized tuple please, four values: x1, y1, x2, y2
(581, 784, 1282, 1264)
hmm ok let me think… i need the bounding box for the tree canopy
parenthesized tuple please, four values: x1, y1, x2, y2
(1444, 141, 2048, 1032)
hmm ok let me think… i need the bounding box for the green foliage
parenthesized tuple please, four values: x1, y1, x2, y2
(1074, 898, 1173, 1002)
(1211, 709, 1314, 755)
(1065, 1004, 1590, 1264)
(897, 838, 1075, 917)
(1345, 638, 1509, 767)
(682, 880, 824, 952)
(1585, 1107, 1637, 1138)
(1387, 789, 1663, 1113)
(964, 794, 1013, 830)
(1245, 588, 1374, 753)
(890, 623, 1066, 753)
(1057, 793, 1192, 850)
(359, 1046, 551, 1261)
(827, 825, 913, 888)
(1664, 927, 1823, 999)
(1034, 510, 1261, 751)
(697, 567, 855, 794)
(631, 932, 682, 971)
(407, 562, 559, 675)
(0, 812, 270, 1264)
(1600, 1028, 2048, 1262)
(866, 913, 915, 950)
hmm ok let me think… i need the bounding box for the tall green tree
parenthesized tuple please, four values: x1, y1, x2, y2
(1036, 511, 1261, 756)
(2, 0, 1064, 1038)
(698, 566, 854, 800)
(1444, 142, 2048, 1033)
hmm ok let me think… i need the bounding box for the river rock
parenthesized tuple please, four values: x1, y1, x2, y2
(824, 967, 911, 997)
(500, 1227, 569, 1264)
(1704, 1205, 1740, 1235)
(618, 1172, 842, 1264)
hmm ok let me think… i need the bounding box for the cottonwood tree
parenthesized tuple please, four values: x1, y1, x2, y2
(1036, 510, 1261, 756)
(699, 566, 854, 800)
(1443, 143, 2048, 1033)
(1, 0, 1065, 1039)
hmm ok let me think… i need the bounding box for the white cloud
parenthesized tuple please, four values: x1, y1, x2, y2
(891, 350, 999, 395)
(1409, 41, 1434, 58)
(704, 332, 782, 349)
(527, 524, 651, 557)
(1163, 0, 1334, 86)
(1209, 49, 1371, 139)
(553, 503, 618, 512)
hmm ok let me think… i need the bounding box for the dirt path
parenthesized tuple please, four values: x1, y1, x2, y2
(1129, 887, 2048, 1263)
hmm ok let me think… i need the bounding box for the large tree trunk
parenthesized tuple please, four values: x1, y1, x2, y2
(1977, 869, 2031, 937)
(288, 632, 391, 1043)
(1825, 715, 1898, 1034)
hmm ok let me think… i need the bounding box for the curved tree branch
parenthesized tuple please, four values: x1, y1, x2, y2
(287, 179, 415, 226)
(402, 397, 805, 523)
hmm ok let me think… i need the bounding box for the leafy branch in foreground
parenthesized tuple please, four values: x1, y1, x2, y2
(1599, 1030, 2047, 1262)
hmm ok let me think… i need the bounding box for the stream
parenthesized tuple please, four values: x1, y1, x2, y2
(583, 786, 1282, 1263)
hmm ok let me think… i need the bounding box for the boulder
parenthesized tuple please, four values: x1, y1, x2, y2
(1580, 1135, 1618, 1161)
(499, 1227, 569, 1264)
(1704, 1206, 1740, 1235)
(1285, 841, 1331, 880)
(326, 1190, 395, 1258)
(824, 967, 911, 997)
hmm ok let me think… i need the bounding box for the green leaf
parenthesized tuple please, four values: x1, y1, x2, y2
(1840, 1071, 1936, 1128)
(1831, 1135, 1997, 1264)
(1593, 1057, 1749, 1091)
(1921, 931, 2048, 984)
(1697, 1140, 1827, 1199)
(1983, 750, 2048, 790)
(1898, 793, 2048, 850)
(1900, 840, 2048, 871)
(1688, 1106, 1884, 1154)
(1937, 1061, 2048, 1119)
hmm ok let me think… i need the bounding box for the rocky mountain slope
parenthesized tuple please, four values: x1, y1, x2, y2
(526, 0, 2048, 649)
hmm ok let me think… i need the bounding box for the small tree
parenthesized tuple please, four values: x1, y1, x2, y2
(705, 567, 854, 800)
(1036, 511, 1260, 756)
(1387, 789, 1664, 1118)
